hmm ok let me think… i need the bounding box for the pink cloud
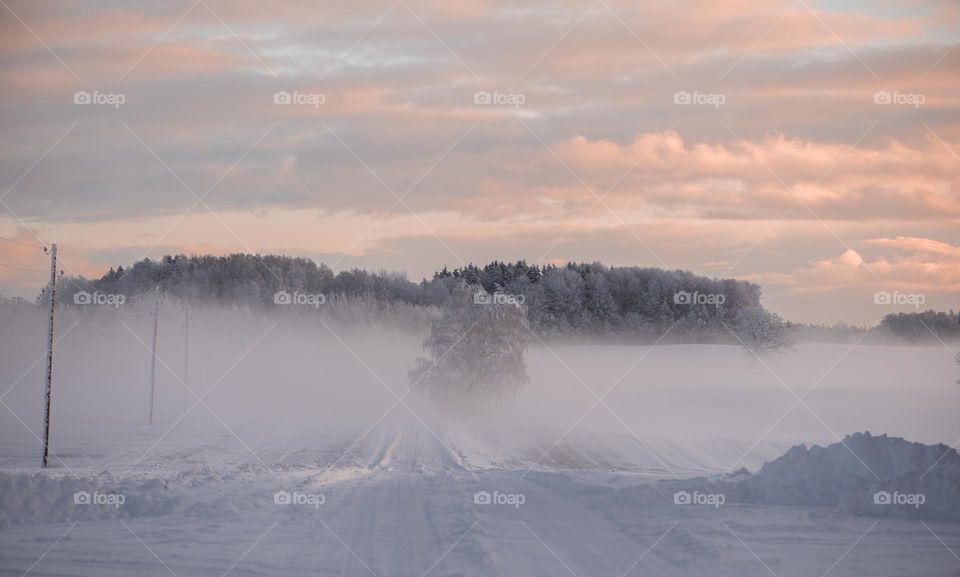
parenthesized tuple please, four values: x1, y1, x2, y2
(552, 130, 960, 221)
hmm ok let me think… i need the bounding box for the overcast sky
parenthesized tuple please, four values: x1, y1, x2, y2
(0, 0, 957, 324)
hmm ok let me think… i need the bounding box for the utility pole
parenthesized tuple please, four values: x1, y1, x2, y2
(149, 285, 160, 425)
(183, 305, 189, 412)
(41, 243, 57, 468)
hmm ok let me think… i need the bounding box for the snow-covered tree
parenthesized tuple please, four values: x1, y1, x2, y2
(409, 287, 529, 401)
(57, 254, 774, 343)
(736, 306, 794, 357)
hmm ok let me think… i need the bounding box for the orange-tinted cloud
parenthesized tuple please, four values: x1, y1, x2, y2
(0, 0, 957, 322)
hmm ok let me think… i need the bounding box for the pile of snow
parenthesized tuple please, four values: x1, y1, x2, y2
(736, 432, 960, 521)
(642, 433, 960, 522)
(0, 472, 242, 526)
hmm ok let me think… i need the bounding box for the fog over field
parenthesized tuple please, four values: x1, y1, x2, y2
(3, 303, 957, 446)
(2, 299, 959, 576)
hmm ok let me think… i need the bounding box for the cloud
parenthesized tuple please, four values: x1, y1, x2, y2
(0, 0, 957, 322)
(553, 130, 960, 221)
(752, 237, 960, 294)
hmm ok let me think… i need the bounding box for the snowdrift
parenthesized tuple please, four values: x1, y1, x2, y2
(0, 472, 243, 527)
(737, 432, 960, 521)
(658, 432, 960, 522)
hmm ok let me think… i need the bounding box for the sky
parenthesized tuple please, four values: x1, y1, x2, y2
(0, 0, 957, 324)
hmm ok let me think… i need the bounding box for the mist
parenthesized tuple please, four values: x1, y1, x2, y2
(4, 302, 956, 462)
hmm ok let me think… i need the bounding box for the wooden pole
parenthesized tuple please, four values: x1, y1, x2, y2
(41, 243, 57, 468)
(183, 305, 189, 412)
(149, 285, 160, 424)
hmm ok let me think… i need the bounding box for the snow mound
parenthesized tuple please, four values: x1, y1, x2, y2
(0, 472, 241, 526)
(738, 432, 960, 521)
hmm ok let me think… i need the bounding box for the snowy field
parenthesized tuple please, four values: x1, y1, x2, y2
(2, 318, 959, 576)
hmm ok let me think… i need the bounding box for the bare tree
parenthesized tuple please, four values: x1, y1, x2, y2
(736, 306, 794, 358)
(409, 287, 529, 401)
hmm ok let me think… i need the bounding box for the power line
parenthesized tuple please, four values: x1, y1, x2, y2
(0, 236, 45, 249)
(0, 261, 47, 272)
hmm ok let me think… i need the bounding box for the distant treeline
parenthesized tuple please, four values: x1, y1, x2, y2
(433, 261, 762, 340)
(46, 254, 762, 342)
(785, 310, 960, 344)
(8, 253, 954, 344)
(877, 310, 960, 342)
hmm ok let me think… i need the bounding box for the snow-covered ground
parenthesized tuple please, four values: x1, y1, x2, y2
(2, 336, 959, 575)
(2, 419, 959, 576)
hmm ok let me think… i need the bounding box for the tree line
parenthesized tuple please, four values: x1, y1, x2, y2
(9, 252, 953, 344)
(44, 254, 761, 342)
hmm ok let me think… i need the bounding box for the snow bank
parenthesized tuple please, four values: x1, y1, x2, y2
(0, 472, 241, 526)
(737, 432, 960, 521)
(650, 432, 960, 522)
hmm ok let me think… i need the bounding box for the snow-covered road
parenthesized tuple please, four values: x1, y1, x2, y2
(3, 338, 959, 575)
(2, 419, 959, 576)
